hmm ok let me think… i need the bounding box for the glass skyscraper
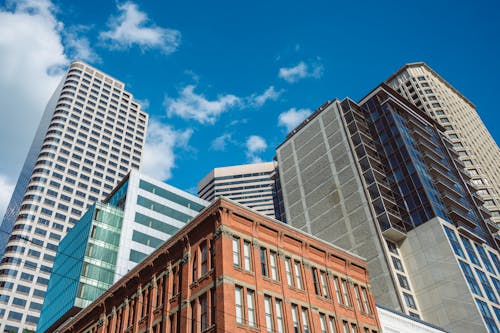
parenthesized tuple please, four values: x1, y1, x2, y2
(0, 61, 148, 332)
(37, 170, 208, 332)
(276, 82, 500, 332)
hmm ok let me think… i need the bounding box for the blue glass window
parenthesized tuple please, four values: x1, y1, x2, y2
(475, 245, 496, 274)
(476, 269, 498, 303)
(459, 261, 482, 296)
(491, 277, 500, 297)
(444, 226, 465, 258)
(476, 299, 499, 333)
(490, 252, 500, 274)
(460, 236, 480, 266)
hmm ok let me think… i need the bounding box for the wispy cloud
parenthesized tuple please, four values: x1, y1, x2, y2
(64, 25, 101, 63)
(99, 2, 181, 54)
(249, 85, 284, 107)
(278, 61, 323, 83)
(164, 85, 240, 124)
(278, 108, 312, 133)
(0, 0, 69, 190)
(245, 135, 268, 163)
(141, 120, 192, 181)
(210, 133, 233, 151)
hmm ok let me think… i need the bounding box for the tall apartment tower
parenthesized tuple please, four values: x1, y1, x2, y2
(276, 83, 500, 333)
(197, 162, 278, 218)
(386, 62, 500, 227)
(0, 61, 147, 332)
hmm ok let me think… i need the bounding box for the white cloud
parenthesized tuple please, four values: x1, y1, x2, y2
(141, 120, 192, 181)
(63, 26, 101, 64)
(99, 2, 181, 54)
(210, 133, 233, 151)
(249, 85, 283, 107)
(0, 175, 15, 220)
(0, 0, 68, 187)
(278, 108, 312, 133)
(164, 85, 240, 124)
(245, 135, 268, 163)
(278, 61, 323, 83)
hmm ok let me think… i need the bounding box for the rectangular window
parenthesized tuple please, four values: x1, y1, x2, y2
(275, 299, 284, 333)
(264, 295, 273, 333)
(361, 287, 372, 315)
(285, 257, 293, 286)
(201, 241, 208, 275)
(260, 248, 269, 277)
(247, 289, 256, 327)
(320, 271, 329, 298)
(320, 313, 328, 333)
(243, 240, 252, 271)
(301, 307, 310, 333)
(291, 304, 300, 333)
(354, 284, 363, 312)
(312, 267, 321, 295)
(294, 261, 303, 289)
(200, 293, 208, 331)
(341, 279, 351, 306)
(334, 276, 343, 304)
(270, 251, 278, 280)
(329, 316, 337, 333)
(233, 237, 241, 267)
(235, 286, 243, 324)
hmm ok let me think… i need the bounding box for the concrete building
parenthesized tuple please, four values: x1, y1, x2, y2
(37, 171, 208, 332)
(198, 162, 278, 218)
(45, 198, 381, 333)
(386, 62, 500, 228)
(276, 83, 500, 332)
(376, 304, 447, 333)
(0, 61, 148, 332)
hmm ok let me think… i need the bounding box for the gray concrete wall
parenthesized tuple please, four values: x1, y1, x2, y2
(400, 217, 486, 333)
(276, 101, 400, 309)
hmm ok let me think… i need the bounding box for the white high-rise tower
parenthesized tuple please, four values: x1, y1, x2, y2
(0, 61, 148, 332)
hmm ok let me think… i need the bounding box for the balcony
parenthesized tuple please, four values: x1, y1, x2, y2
(448, 207, 477, 229)
(423, 154, 449, 172)
(442, 192, 470, 213)
(434, 179, 463, 198)
(379, 213, 407, 242)
(456, 226, 486, 244)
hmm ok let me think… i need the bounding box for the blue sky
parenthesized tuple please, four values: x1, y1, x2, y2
(0, 0, 499, 211)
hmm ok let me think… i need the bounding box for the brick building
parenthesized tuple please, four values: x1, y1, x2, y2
(48, 197, 381, 333)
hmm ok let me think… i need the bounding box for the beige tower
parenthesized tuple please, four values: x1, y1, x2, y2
(386, 63, 500, 228)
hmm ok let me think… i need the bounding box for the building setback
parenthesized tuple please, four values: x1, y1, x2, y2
(276, 83, 500, 332)
(37, 170, 208, 332)
(198, 162, 278, 218)
(0, 61, 148, 332)
(386, 62, 500, 228)
(48, 197, 381, 333)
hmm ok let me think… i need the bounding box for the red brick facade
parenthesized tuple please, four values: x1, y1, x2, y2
(53, 198, 381, 333)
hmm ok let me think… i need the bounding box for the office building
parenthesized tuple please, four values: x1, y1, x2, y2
(0, 61, 148, 332)
(37, 170, 208, 332)
(44, 197, 381, 333)
(198, 162, 278, 218)
(276, 83, 500, 332)
(386, 62, 500, 227)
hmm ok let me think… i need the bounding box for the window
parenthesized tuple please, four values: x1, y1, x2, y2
(201, 241, 208, 275)
(264, 295, 273, 333)
(275, 299, 284, 333)
(232, 237, 241, 267)
(243, 240, 252, 271)
(301, 307, 310, 333)
(444, 226, 465, 258)
(403, 293, 417, 310)
(476, 299, 499, 333)
(294, 261, 303, 289)
(476, 244, 496, 274)
(320, 313, 328, 333)
(392, 257, 405, 272)
(328, 316, 337, 333)
(247, 289, 256, 327)
(476, 269, 497, 303)
(341, 279, 351, 306)
(270, 251, 278, 280)
(285, 258, 293, 286)
(200, 293, 208, 331)
(334, 276, 343, 304)
(361, 287, 372, 315)
(260, 247, 269, 277)
(291, 304, 300, 333)
(354, 284, 363, 312)
(461, 236, 480, 266)
(192, 252, 198, 281)
(320, 271, 329, 298)
(235, 286, 243, 324)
